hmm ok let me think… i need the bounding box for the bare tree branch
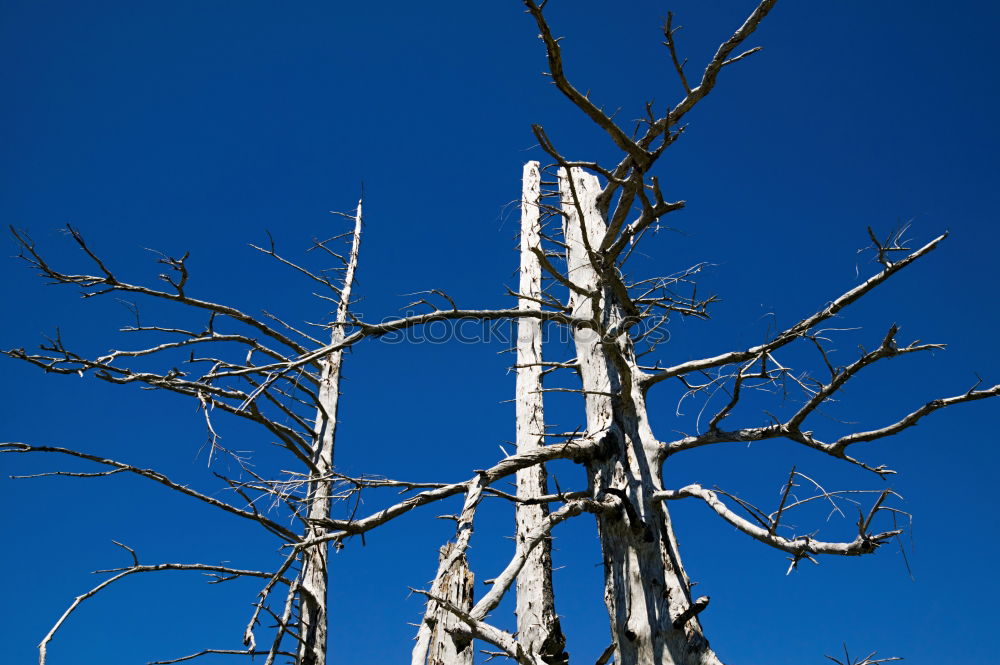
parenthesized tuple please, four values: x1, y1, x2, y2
(10, 226, 313, 356)
(1, 443, 298, 541)
(471, 496, 615, 621)
(410, 589, 545, 665)
(644, 233, 947, 388)
(652, 485, 901, 560)
(660, 380, 999, 474)
(36, 555, 286, 665)
(522, 1, 651, 169)
(298, 432, 605, 547)
(149, 649, 297, 665)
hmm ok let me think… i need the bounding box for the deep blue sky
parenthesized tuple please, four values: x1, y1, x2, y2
(2, 1, 998, 664)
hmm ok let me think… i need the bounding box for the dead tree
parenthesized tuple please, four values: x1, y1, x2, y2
(513, 161, 567, 665)
(4, 2, 998, 665)
(296, 199, 363, 665)
(5, 200, 367, 665)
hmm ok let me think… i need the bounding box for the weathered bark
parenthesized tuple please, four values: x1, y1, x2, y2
(560, 169, 721, 665)
(412, 482, 484, 665)
(299, 200, 364, 665)
(514, 161, 567, 665)
(415, 542, 476, 665)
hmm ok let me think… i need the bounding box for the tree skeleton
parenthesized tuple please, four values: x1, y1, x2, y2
(4, 2, 998, 664)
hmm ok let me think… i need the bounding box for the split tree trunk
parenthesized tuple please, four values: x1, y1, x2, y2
(560, 169, 721, 665)
(415, 542, 475, 665)
(412, 482, 484, 665)
(514, 161, 567, 665)
(299, 200, 364, 665)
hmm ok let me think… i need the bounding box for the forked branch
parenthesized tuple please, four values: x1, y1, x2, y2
(35, 546, 286, 665)
(2, 443, 298, 541)
(645, 233, 948, 387)
(652, 484, 901, 561)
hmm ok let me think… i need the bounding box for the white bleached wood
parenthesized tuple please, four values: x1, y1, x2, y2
(514, 161, 567, 664)
(560, 168, 722, 665)
(414, 542, 475, 665)
(651, 486, 901, 557)
(412, 482, 483, 665)
(474, 497, 615, 621)
(299, 199, 363, 665)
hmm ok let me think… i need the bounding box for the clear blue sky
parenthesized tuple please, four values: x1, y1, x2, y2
(2, 1, 998, 664)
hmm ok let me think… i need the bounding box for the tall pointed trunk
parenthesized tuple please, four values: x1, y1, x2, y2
(514, 161, 567, 665)
(299, 200, 364, 665)
(560, 169, 721, 665)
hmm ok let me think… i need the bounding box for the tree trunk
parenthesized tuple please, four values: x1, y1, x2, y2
(298, 354, 336, 665)
(560, 169, 721, 665)
(299, 200, 364, 665)
(412, 482, 484, 665)
(515, 161, 567, 665)
(418, 542, 475, 665)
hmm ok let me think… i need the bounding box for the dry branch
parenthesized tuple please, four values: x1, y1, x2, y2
(2, 443, 297, 541)
(36, 555, 285, 665)
(653, 485, 901, 560)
